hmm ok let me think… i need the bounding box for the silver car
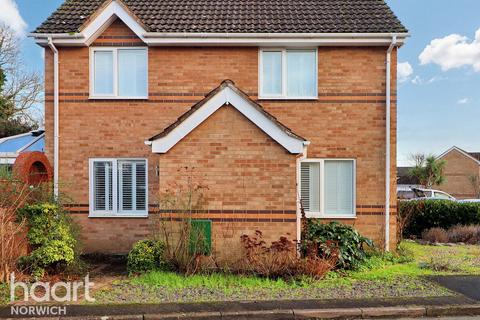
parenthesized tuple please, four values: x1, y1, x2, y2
(398, 187, 456, 201)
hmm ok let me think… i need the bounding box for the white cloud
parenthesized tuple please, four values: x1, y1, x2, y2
(411, 75, 422, 85)
(419, 28, 480, 72)
(397, 62, 413, 83)
(0, 0, 27, 37)
(458, 98, 469, 104)
(410, 75, 447, 86)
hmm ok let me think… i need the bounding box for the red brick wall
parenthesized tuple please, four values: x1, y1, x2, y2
(44, 19, 398, 253)
(438, 149, 480, 199)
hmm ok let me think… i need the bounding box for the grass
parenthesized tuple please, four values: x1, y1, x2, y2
(0, 283, 9, 305)
(93, 241, 480, 304)
(131, 271, 294, 291)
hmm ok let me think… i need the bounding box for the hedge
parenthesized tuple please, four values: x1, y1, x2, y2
(399, 200, 480, 237)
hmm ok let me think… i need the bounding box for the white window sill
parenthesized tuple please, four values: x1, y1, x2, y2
(88, 96, 149, 100)
(306, 212, 356, 219)
(258, 96, 318, 100)
(89, 213, 148, 218)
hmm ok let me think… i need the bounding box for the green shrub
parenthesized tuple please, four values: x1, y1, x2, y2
(127, 240, 168, 274)
(400, 200, 480, 238)
(18, 204, 78, 278)
(302, 221, 373, 270)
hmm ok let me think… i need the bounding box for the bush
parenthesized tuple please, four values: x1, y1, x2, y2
(421, 227, 449, 243)
(127, 240, 168, 274)
(302, 221, 373, 270)
(17, 204, 78, 278)
(447, 225, 480, 244)
(400, 200, 480, 238)
(239, 231, 337, 280)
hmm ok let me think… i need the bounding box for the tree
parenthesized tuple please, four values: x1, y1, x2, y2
(408, 153, 446, 188)
(0, 24, 42, 138)
(469, 175, 480, 199)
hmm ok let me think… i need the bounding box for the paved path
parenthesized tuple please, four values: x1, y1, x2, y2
(430, 276, 480, 301)
(1, 296, 476, 319)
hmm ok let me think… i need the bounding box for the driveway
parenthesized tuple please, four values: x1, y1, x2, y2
(430, 276, 480, 301)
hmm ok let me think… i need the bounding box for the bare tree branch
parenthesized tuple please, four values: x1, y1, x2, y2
(0, 23, 43, 132)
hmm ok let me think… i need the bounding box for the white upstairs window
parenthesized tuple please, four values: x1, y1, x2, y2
(90, 48, 148, 99)
(300, 159, 355, 218)
(260, 49, 317, 99)
(89, 158, 148, 217)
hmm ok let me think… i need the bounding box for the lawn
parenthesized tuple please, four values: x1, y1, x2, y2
(0, 283, 9, 305)
(93, 241, 480, 304)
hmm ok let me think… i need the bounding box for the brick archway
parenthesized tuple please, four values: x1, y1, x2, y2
(13, 152, 52, 185)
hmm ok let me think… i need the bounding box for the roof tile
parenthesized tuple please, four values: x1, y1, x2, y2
(34, 0, 407, 34)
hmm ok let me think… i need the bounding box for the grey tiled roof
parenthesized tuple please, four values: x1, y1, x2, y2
(34, 0, 407, 34)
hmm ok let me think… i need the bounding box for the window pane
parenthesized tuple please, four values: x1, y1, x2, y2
(300, 162, 320, 212)
(118, 161, 134, 212)
(286, 51, 316, 97)
(93, 161, 113, 211)
(94, 51, 114, 95)
(118, 49, 147, 97)
(262, 51, 282, 95)
(135, 162, 147, 211)
(118, 160, 147, 213)
(325, 160, 354, 215)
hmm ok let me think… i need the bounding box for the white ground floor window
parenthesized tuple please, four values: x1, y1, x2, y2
(300, 159, 356, 218)
(89, 158, 147, 217)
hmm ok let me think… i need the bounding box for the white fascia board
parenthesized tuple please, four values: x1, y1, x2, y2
(225, 88, 305, 153)
(145, 37, 407, 47)
(151, 87, 305, 154)
(152, 92, 226, 153)
(30, 1, 147, 46)
(437, 146, 480, 165)
(82, 1, 147, 45)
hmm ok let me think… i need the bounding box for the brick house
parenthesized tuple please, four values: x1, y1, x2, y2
(437, 147, 480, 199)
(30, 0, 407, 255)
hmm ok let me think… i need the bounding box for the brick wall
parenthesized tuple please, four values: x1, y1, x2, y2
(44, 19, 398, 254)
(438, 149, 480, 199)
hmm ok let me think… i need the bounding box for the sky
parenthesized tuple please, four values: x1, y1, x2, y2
(2, 0, 480, 166)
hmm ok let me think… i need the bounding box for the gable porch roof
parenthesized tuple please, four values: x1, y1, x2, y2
(146, 80, 308, 154)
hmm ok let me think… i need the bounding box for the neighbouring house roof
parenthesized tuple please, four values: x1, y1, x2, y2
(469, 152, 480, 162)
(0, 130, 45, 165)
(146, 80, 308, 154)
(33, 0, 407, 34)
(397, 167, 420, 185)
(437, 146, 480, 166)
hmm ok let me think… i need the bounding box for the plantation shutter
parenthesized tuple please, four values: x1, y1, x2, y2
(118, 161, 134, 212)
(300, 162, 320, 212)
(93, 161, 113, 211)
(118, 160, 147, 213)
(135, 161, 147, 211)
(325, 160, 354, 215)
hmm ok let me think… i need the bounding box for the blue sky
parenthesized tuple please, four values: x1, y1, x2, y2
(3, 0, 480, 166)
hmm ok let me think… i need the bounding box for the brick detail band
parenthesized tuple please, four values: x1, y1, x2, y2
(65, 204, 395, 217)
(45, 92, 397, 97)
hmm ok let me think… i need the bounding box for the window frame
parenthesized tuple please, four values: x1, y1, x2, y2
(89, 158, 148, 218)
(298, 158, 356, 219)
(258, 48, 318, 100)
(89, 47, 149, 99)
